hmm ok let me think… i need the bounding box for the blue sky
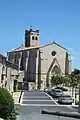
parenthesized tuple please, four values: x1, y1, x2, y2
(0, 0, 80, 69)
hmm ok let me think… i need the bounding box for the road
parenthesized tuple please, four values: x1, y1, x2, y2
(16, 91, 79, 120)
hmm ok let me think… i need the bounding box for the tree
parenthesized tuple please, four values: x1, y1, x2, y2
(71, 69, 80, 75)
(51, 75, 59, 87)
(65, 69, 80, 106)
(0, 87, 18, 120)
(51, 75, 67, 87)
(71, 69, 80, 97)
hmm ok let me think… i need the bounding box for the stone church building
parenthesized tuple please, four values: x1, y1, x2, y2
(7, 29, 71, 90)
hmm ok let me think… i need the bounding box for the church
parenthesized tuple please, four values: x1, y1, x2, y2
(8, 28, 71, 90)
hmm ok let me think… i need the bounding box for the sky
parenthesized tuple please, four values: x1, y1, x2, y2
(0, 0, 80, 69)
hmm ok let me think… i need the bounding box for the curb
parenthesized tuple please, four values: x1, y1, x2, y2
(14, 103, 21, 105)
(41, 109, 80, 119)
(72, 105, 78, 107)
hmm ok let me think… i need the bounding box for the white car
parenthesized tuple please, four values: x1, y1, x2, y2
(49, 89, 63, 98)
(58, 94, 72, 104)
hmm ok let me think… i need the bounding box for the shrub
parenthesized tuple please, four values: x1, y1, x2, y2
(0, 87, 17, 120)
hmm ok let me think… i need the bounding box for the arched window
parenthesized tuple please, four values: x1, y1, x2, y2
(35, 36, 38, 40)
(32, 36, 34, 40)
(51, 65, 61, 75)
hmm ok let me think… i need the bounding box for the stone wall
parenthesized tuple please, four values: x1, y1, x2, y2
(0, 54, 19, 92)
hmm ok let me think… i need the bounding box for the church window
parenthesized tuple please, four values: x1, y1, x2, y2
(32, 36, 34, 40)
(35, 36, 38, 40)
(51, 51, 56, 56)
(51, 65, 60, 75)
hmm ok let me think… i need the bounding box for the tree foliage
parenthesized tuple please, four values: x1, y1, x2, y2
(51, 69, 80, 88)
(0, 87, 17, 120)
(51, 75, 66, 86)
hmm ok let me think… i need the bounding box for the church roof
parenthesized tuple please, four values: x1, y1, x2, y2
(9, 41, 68, 53)
(10, 44, 25, 51)
(9, 45, 40, 53)
(14, 44, 25, 50)
(40, 41, 68, 50)
(0, 54, 6, 59)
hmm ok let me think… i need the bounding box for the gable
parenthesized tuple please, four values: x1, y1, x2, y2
(39, 42, 67, 57)
(39, 42, 68, 52)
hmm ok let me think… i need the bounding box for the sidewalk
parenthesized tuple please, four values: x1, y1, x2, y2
(13, 92, 21, 104)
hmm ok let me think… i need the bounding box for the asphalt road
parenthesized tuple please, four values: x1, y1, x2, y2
(16, 91, 79, 120)
(22, 91, 56, 105)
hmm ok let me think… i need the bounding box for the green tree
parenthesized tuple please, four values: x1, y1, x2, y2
(51, 69, 80, 99)
(0, 87, 18, 120)
(70, 69, 80, 97)
(65, 69, 80, 105)
(51, 75, 66, 87)
(72, 69, 80, 75)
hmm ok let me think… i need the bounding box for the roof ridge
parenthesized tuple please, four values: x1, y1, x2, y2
(9, 41, 69, 53)
(53, 41, 68, 51)
(14, 44, 24, 50)
(39, 41, 68, 51)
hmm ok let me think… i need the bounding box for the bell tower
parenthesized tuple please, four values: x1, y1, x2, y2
(25, 29, 39, 47)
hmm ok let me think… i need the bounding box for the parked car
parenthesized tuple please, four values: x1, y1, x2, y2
(58, 94, 72, 104)
(54, 86, 68, 92)
(49, 89, 63, 98)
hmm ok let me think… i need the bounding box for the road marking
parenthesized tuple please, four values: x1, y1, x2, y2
(21, 104, 74, 107)
(21, 104, 58, 106)
(23, 96, 49, 98)
(20, 92, 24, 104)
(45, 93, 58, 105)
(72, 105, 78, 107)
(66, 105, 78, 111)
(22, 100, 54, 101)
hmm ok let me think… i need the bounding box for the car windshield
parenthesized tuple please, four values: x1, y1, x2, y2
(55, 89, 62, 92)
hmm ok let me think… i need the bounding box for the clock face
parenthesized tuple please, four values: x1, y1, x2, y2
(51, 51, 56, 56)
